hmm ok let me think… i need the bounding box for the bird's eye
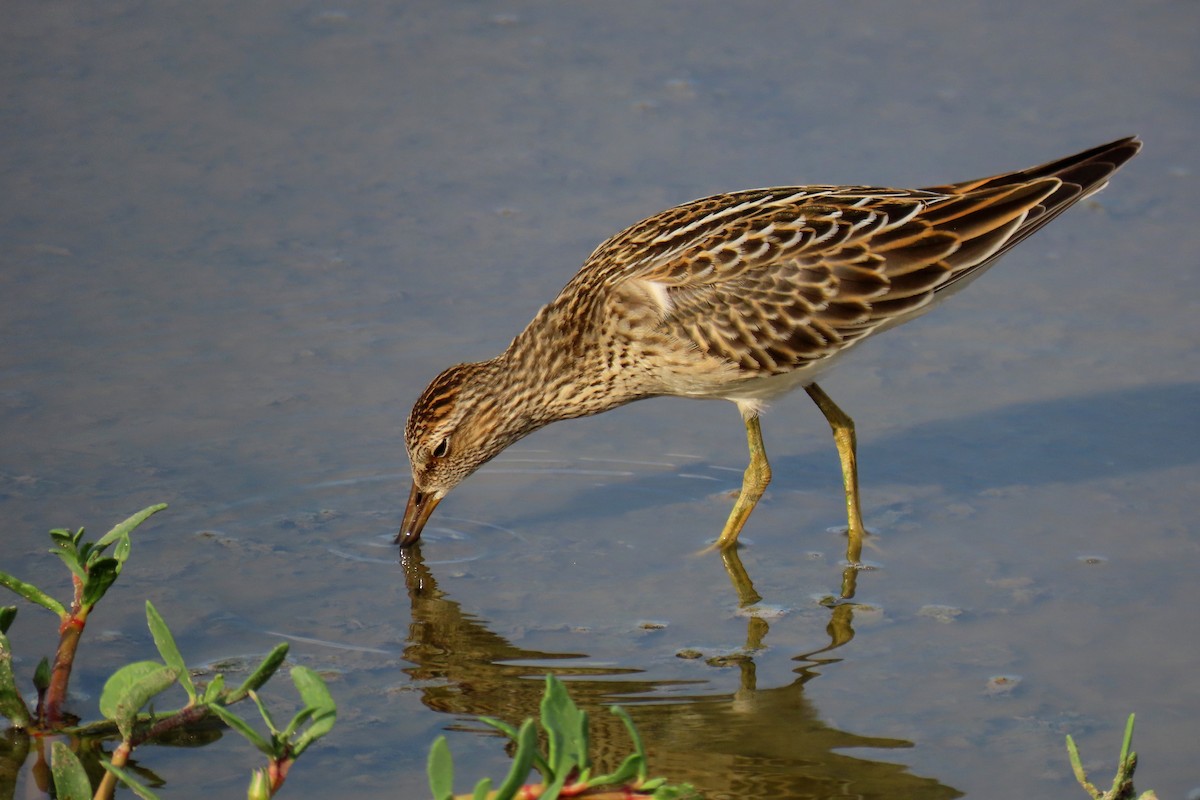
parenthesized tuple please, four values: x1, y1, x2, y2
(431, 438, 450, 458)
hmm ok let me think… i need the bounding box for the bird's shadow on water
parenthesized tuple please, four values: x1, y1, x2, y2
(496, 381, 1200, 528)
(857, 380, 1199, 491)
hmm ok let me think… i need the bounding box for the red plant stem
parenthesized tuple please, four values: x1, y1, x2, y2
(44, 612, 86, 728)
(130, 703, 211, 747)
(269, 756, 293, 795)
(95, 739, 133, 800)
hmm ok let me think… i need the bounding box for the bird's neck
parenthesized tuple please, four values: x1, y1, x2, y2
(496, 299, 645, 427)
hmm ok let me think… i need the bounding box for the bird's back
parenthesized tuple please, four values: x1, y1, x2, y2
(552, 137, 1141, 391)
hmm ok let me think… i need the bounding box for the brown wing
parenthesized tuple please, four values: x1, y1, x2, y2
(591, 137, 1141, 376)
(924, 135, 1142, 289)
(621, 182, 1056, 374)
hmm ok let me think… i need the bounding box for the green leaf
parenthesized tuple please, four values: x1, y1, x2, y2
(0, 630, 32, 728)
(50, 741, 93, 800)
(589, 751, 643, 789)
(1066, 733, 1098, 797)
(0, 572, 67, 618)
(1118, 712, 1135, 764)
(611, 705, 650, 782)
(99, 661, 180, 740)
(479, 714, 552, 777)
(48, 527, 77, 544)
(49, 549, 87, 583)
(94, 504, 168, 554)
(145, 601, 194, 702)
(227, 642, 289, 702)
(113, 535, 132, 566)
(1112, 714, 1137, 797)
(0, 606, 16, 634)
(48, 528, 87, 580)
(81, 557, 120, 609)
(470, 777, 493, 800)
(494, 720, 538, 800)
(478, 715, 520, 740)
(249, 689, 280, 736)
(99, 662, 168, 719)
(113, 664, 180, 739)
(428, 736, 455, 800)
(585, 706, 654, 789)
(201, 673, 225, 704)
(48, 527, 81, 552)
(288, 666, 337, 755)
(281, 707, 316, 740)
(208, 702, 273, 755)
(100, 761, 164, 800)
(539, 675, 589, 776)
(291, 666, 335, 717)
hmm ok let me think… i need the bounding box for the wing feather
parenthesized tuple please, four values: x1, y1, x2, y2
(574, 138, 1141, 376)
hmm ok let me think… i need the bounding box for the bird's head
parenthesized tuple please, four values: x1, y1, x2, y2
(396, 359, 531, 546)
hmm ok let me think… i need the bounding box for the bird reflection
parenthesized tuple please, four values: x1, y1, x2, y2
(399, 545, 960, 799)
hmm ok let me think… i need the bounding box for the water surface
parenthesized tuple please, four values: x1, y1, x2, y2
(2, 2, 1198, 798)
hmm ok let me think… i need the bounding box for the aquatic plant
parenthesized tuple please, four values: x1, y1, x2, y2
(427, 674, 697, 800)
(1067, 714, 1156, 800)
(0, 505, 336, 799)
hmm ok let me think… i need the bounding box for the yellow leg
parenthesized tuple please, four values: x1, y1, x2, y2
(805, 382, 866, 565)
(714, 415, 771, 550)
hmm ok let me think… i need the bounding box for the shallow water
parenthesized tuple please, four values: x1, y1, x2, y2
(3, 2, 1198, 798)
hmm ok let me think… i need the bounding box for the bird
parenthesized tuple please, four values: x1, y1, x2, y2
(396, 136, 1141, 564)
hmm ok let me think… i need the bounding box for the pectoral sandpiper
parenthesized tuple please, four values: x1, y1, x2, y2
(397, 137, 1141, 564)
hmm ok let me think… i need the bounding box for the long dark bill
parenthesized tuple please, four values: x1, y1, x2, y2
(396, 481, 442, 547)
